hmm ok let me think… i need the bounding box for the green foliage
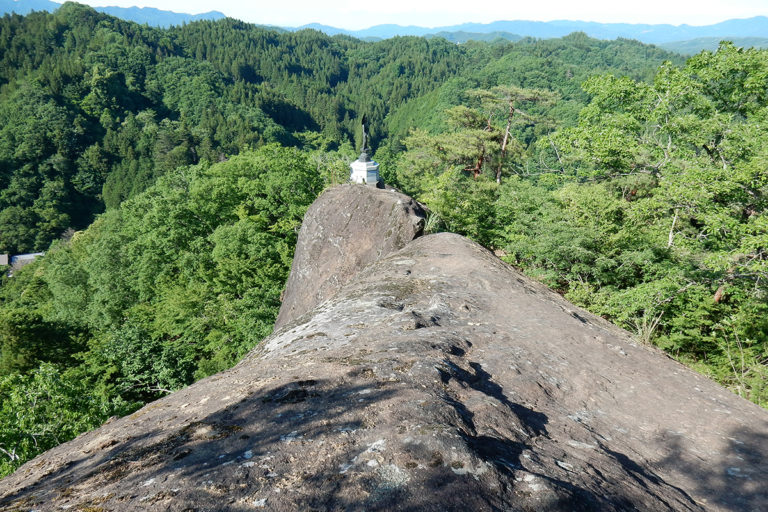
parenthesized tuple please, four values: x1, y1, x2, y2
(0, 7, 471, 253)
(92, 321, 197, 399)
(76, 145, 323, 378)
(0, 363, 131, 477)
(386, 34, 681, 145)
(552, 46, 768, 405)
(0, 307, 86, 375)
(422, 170, 499, 247)
(0, 8, 679, 254)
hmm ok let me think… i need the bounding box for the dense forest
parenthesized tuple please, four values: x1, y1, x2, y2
(0, 3, 765, 476)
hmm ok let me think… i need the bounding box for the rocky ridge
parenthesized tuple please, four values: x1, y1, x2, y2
(0, 184, 766, 511)
(275, 184, 426, 330)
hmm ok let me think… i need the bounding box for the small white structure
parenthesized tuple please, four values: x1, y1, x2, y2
(350, 115, 381, 186)
(349, 155, 380, 186)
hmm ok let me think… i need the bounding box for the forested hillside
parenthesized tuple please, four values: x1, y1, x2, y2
(0, 2, 471, 254)
(0, 3, 678, 255)
(1, 3, 765, 477)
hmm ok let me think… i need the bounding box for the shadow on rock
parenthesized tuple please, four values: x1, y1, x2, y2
(653, 426, 768, 511)
(1, 379, 397, 510)
(436, 359, 548, 437)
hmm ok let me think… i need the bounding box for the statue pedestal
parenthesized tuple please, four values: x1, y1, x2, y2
(350, 158, 380, 185)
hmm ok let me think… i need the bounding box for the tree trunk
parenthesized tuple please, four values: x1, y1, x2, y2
(464, 154, 484, 179)
(667, 209, 679, 248)
(496, 105, 515, 184)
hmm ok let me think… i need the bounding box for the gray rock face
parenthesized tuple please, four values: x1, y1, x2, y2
(1, 190, 767, 511)
(275, 184, 426, 330)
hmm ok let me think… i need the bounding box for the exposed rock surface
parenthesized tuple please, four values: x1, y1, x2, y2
(275, 184, 426, 330)
(1, 187, 767, 511)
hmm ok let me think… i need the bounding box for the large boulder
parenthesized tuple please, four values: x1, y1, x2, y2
(1, 190, 766, 511)
(274, 184, 426, 330)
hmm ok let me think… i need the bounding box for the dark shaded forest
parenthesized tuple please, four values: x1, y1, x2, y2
(1, 3, 765, 476)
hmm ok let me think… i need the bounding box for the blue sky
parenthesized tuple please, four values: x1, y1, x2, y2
(52, 0, 768, 29)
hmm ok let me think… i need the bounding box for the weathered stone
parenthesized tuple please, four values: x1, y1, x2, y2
(1, 190, 767, 512)
(275, 184, 426, 329)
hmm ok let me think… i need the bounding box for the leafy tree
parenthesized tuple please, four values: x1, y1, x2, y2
(530, 43, 768, 404)
(0, 308, 85, 376)
(466, 85, 557, 182)
(0, 363, 129, 477)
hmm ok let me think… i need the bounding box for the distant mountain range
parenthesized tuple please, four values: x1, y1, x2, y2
(0, 0, 225, 27)
(1, 1, 767, 54)
(297, 17, 768, 45)
(660, 37, 768, 55)
(424, 31, 524, 44)
(297, 17, 768, 54)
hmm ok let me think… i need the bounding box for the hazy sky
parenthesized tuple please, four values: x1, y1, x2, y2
(53, 0, 768, 29)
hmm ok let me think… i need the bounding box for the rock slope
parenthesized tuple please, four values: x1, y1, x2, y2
(1, 185, 767, 511)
